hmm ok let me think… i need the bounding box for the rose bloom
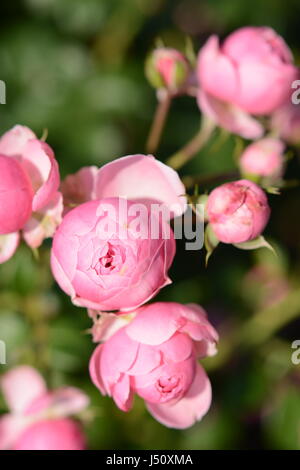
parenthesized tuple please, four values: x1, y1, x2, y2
(51, 198, 176, 311)
(206, 180, 270, 244)
(89, 302, 218, 429)
(239, 138, 285, 180)
(0, 125, 62, 263)
(197, 27, 297, 138)
(0, 366, 89, 450)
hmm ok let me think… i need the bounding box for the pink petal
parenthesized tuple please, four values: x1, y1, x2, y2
(127, 344, 161, 376)
(0, 366, 47, 413)
(23, 191, 63, 249)
(21, 140, 60, 212)
(0, 125, 36, 156)
(95, 154, 187, 219)
(198, 89, 264, 139)
(0, 413, 29, 450)
(159, 333, 193, 363)
(89, 344, 107, 395)
(26, 387, 90, 418)
(61, 166, 98, 214)
(111, 374, 133, 412)
(0, 232, 20, 264)
(146, 364, 212, 429)
(126, 302, 183, 345)
(197, 35, 238, 103)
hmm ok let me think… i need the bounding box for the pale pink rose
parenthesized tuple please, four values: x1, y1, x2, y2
(0, 365, 89, 450)
(239, 138, 285, 179)
(61, 154, 187, 219)
(197, 27, 297, 137)
(0, 125, 62, 262)
(207, 180, 270, 244)
(51, 198, 176, 312)
(89, 302, 218, 429)
(0, 155, 33, 235)
(146, 48, 190, 92)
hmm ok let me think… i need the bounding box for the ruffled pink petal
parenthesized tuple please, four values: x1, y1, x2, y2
(198, 89, 264, 139)
(127, 344, 161, 376)
(197, 35, 238, 103)
(20, 140, 60, 212)
(89, 311, 135, 343)
(126, 302, 183, 345)
(95, 154, 187, 219)
(146, 364, 212, 429)
(89, 344, 107, 395)
(159, 332, 193, 363)
(23, 191, 63, 249)
(111, 374, 133, 412)
(0, 366, 47, 413)
(0, 232, 20, 264)
(0, 125, 36, 156)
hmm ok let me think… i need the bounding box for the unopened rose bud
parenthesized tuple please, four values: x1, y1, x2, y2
(239, 138, 285, 182)
(145, 48, 189, 93)
(207, 180, 270, 244)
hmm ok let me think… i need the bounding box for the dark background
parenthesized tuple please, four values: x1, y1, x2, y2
(0, 0, 300, 450)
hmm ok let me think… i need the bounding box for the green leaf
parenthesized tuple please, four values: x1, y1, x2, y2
(234, 236, 277, 255)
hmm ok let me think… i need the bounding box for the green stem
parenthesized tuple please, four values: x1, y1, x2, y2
(146, 91, 172, 154)
(166, 117, 215, 170)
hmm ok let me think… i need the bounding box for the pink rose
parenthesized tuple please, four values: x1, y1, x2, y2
(207, 180, 270, 244)
(0, 366, 89, 450)
(61, 154, 187, 219)
(239, 138, 285, 180)
(51, 198, 176, 311)
(0, 125, 62, 262)
(89, 302, 218, 429)
(197, 27, 297, 138)
(145, 48, 190, 93)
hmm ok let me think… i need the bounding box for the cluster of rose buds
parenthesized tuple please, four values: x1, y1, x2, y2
(0, 24, 299, 444)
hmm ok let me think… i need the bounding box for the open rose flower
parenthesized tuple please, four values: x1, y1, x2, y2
(239, 138, 285, 182)
(197, 27, 297, 138)
(89, 302, 218, 429)
(207, 179, 270, 244)
(0, 366, 89, 450)
(51, 198, 176, 311)
(0, 125, 62, 263)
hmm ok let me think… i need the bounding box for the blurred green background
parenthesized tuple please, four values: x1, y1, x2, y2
(0, 0, 300, 450)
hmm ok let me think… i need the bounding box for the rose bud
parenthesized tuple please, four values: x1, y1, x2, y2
(239, 138, 285, 181)
(207, 180, 270, 244)
(0, 366, 89, 450)
(145, 48, 189, 93)
(51, 198, 176, 312)
(0, 155, 33, 234)
(89, 302, 218, 429)
(197, 27, 297, 138)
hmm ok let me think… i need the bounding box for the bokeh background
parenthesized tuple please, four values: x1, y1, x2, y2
(0, 0, 300, 450)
